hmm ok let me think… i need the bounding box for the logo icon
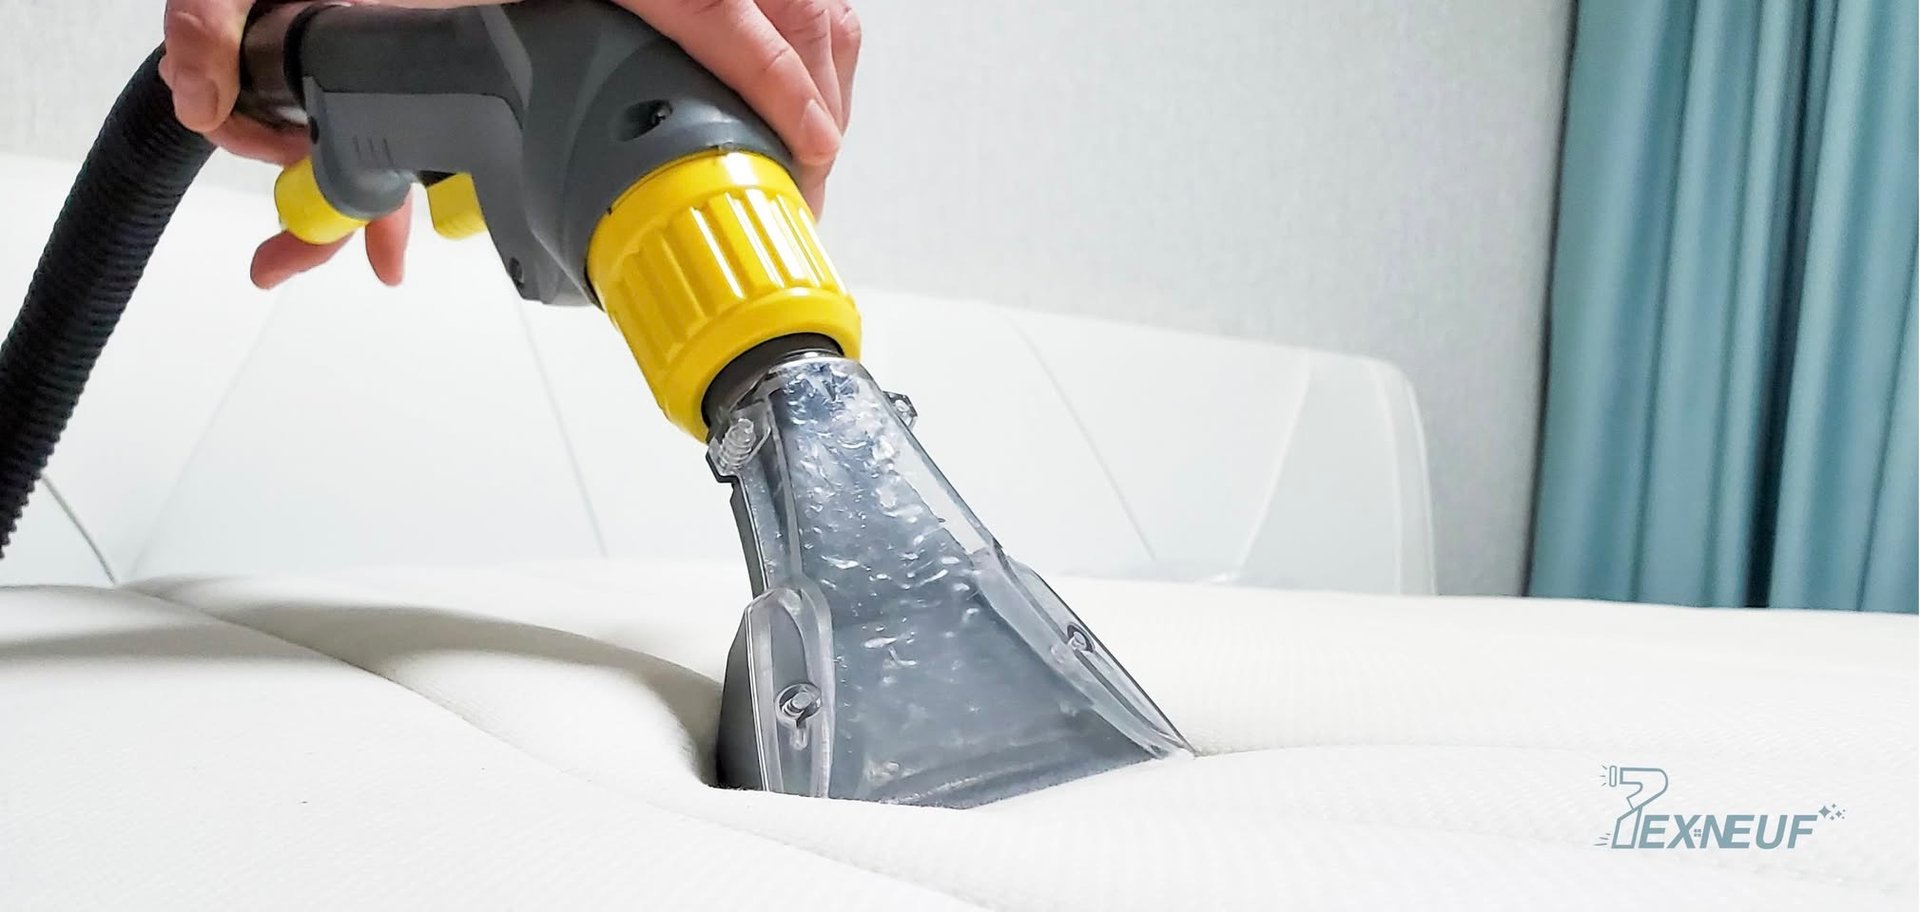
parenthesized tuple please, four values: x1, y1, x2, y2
(1596, 765, 1840, 850)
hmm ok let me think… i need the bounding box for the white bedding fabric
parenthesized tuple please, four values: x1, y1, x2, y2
(2, 564, 1913, 910)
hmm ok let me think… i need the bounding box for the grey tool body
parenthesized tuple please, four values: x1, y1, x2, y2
(241, 0, 787, 306)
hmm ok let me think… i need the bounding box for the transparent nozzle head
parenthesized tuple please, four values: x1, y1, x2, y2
(710, 355, 1192, 808)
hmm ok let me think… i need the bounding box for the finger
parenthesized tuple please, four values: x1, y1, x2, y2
(206, 118, 308, 167)
(825, 0, 860, 128)
(757, 0, 841, 127)
(251, 231, 351, 290)
(359, 0, 518, 7)
(798, 164, 826, 216)
(618, 0, 841, 169)
(364, 198, 414, 287)
(162, 0, 255, 132)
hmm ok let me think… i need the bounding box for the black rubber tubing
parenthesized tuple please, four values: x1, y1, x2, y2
(0, 47, 215, 557)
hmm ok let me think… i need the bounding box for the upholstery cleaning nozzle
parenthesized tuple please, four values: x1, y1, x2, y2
(706, 355, 1193, 806)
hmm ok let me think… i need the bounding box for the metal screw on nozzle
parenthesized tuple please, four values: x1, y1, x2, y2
(712, 416, 758, 474)
(776, 682, 822, 749)
(777, 683, 820, 719)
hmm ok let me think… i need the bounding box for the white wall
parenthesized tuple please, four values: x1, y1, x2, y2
(0, 0, 1570, 595)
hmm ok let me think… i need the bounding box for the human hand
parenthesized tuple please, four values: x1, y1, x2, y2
(158, 0, 861, 290)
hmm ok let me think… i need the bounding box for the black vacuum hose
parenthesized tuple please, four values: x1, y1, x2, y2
(0, 48, 215, 556)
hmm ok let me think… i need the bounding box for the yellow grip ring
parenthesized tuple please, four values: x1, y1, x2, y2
(586, 150, 860, 440)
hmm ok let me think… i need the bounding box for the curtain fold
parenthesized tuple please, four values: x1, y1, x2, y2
(1529, 0, 1917, 612)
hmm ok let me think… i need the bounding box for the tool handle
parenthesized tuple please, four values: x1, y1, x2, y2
(240, 0, 789, 306)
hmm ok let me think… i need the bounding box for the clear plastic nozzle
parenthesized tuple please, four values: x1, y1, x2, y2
(710, 354, 1192, 807)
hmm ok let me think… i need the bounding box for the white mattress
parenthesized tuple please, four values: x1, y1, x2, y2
(2, 565, 1912, 909)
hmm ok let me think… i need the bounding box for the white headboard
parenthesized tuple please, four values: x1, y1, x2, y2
(0, 154, 1434, 594)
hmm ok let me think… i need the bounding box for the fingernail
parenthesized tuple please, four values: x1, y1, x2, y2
(171, 71, 219, 130)
(797, 99, 841, 166)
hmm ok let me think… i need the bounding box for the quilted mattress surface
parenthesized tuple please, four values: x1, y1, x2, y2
(2, 563, 1913, 909)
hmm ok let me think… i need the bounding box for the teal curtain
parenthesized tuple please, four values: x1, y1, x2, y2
(1530, 0, 1917, 612)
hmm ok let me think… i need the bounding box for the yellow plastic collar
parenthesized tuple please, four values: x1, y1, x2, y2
(586, 150, 860, 440)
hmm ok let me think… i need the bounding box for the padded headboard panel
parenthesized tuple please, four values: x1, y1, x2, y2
(0, 153, 1433, 594)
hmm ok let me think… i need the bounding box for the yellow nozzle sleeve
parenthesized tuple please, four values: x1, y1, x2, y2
(587, 150, 860, 440)
(274, 157, 368, 245)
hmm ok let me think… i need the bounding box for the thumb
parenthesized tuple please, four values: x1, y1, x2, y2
(161, 0, 255, 132)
